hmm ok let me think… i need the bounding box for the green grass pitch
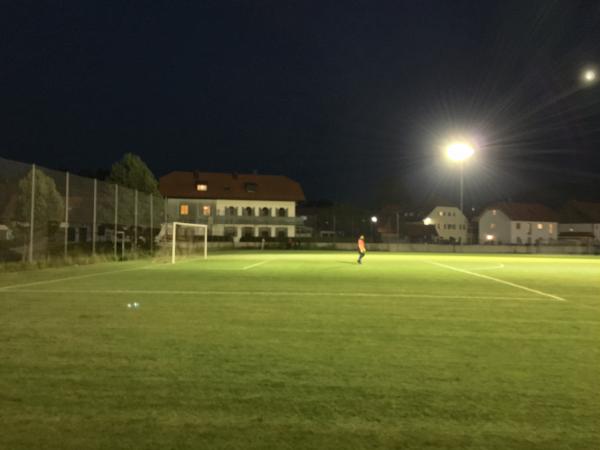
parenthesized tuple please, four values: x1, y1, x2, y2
(0, 251, 598, 449)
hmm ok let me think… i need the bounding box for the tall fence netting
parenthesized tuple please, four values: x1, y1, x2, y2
(0, 156, 165, 266)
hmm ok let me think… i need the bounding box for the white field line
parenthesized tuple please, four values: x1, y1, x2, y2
(242, 260, 270, 270)
(1, 288, 550, 302)
(471, 263, 505, 271)
(0, 264, 153, 291)
(429, 261, 566, 302)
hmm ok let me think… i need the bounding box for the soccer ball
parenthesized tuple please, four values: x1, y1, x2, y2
(127, 303, 132, 308)
(133, 302, 140, 308)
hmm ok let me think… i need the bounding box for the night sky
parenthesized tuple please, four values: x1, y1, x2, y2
(2, 1, 600, 208)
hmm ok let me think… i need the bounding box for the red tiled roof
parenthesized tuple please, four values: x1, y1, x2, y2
(159, 171, 305, 202)
(559, 200, 600, 223)
(486, 202, 558, 222)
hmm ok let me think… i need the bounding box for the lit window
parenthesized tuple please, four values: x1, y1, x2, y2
(490, 223, 495, 229)
(537, 223, 543, 230)
(439, 211, 444, 216)
(202, 206, 211, 216)
(196, 183, 208, 191)
(549, 223, 554, 233)
(486, 234, 494, 241)
(492, 209, 497, 215)
(179, 204, 189, 215)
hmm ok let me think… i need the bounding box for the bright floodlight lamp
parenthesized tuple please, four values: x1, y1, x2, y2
(445, 140, 475, 216)
(446, 142, 475, 162)
(582, 69, 596, 84)
(371, 216, 378, 223)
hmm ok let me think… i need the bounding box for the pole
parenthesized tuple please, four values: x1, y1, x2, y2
(92, 179, 97, 256)
(459, 161, 464, 214)
(171, 222, 177, 264)
(114, 184, 118, 259)
(134, 189, 138, 254)
(64, 171, 69, 258)
(204, 224, 208, 259)
(149, 193, 153, 254)
(28, 164, 36, 263)
(396, 212, 400, 241)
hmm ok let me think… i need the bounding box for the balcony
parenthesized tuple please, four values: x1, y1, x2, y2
(214, 216, 304, 226)
(171, 215, 304, 226)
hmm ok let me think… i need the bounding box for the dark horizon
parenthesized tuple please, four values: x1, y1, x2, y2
(2, 1, 600, 208)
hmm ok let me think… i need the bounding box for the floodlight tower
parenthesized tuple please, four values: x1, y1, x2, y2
(446, 142, 475, 214)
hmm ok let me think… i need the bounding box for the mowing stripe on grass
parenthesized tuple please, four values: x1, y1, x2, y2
(0, 264, 153, 291)
(1, 288, 553, 302)
(429, 261, 566, 302)
(242, 260, 270, 270)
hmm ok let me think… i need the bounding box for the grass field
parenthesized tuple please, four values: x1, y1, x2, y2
(0, 251, 598, 449)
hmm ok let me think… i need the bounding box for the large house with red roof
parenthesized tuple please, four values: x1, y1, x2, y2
(478, 203, 558, 244)
(159, 171, 305, 239)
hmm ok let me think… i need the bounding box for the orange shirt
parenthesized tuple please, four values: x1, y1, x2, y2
(358, 238, 366, 252)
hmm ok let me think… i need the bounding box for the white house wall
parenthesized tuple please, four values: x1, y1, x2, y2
(479, 209, 558, 244)
(425, 206, 468, 243)
(479, 210, 511, 244)
(165, 198, 298, 238)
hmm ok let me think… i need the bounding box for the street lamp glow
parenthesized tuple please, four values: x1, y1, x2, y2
(371, 216, 378, 223)
(446, 142, 475, 162)
(423, 217, 433, 225)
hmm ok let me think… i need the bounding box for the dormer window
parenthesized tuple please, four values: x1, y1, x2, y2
(245, 182, 257, 193)
(196, 183, 208, 191)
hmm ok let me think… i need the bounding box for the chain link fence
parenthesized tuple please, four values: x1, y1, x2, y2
(0, 156, 166, 266)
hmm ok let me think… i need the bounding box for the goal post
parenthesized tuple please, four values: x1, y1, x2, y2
(171, 222, 208, 264)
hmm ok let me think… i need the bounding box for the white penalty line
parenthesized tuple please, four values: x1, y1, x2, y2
(1, 289, 548, 302)
(242, 260, 270, 270)
(429, 261, 566, 302)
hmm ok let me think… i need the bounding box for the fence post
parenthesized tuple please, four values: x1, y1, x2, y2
(92, 179, 97, 256)
(28, 164, 36, 263)
(134, 189, 138, 253)
(114, 184, 118, 259)
(149, 193, 153, 254)
(64, 171, 70, 259)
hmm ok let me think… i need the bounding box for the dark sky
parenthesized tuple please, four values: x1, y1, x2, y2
(2, 0, 600, 207)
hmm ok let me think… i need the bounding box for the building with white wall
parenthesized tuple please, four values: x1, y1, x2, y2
(422, 206, 468, 243)
(159, 171, 305, 239)
(478, 203, 558, 244)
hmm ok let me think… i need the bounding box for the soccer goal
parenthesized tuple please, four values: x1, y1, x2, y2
(171, 222, 208, 264)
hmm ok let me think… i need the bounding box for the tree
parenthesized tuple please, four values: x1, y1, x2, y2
(17, 168, 65, 258)
(108, 153, 159, 195)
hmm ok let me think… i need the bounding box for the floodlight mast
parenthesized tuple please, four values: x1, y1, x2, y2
(445, 142, 475, 213)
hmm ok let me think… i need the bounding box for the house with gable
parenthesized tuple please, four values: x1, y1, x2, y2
(422, 206, 469, 243)
(159, 171, 305, 239)
(478, 202, 558, 244)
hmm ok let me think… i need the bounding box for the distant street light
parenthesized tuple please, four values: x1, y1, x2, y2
(370, 216, 378, 241)
(445, 141, 475, 213)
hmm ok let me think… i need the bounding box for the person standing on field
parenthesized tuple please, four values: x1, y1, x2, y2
(357, 235, 366, 264)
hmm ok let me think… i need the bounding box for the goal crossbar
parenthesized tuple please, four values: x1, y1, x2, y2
(171, 222, 208, 264)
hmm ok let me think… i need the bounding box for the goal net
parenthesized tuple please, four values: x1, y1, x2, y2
(170, 222, 208, 264)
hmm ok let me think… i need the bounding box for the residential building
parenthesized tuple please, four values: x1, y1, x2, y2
(478, 203, 558, 244)
(558, 200, 600, 242)
(159, 171, 305, 238)
(422, 206, 468, 243)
